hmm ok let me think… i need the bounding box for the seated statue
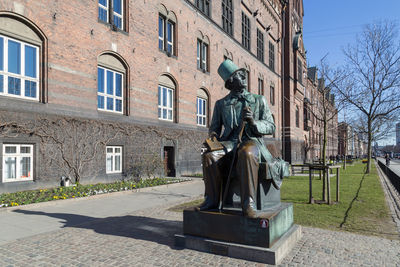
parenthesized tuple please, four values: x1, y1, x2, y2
(198, 59, 289, 217)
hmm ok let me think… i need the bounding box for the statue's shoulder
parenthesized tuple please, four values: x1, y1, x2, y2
(253, 93, 267, 103)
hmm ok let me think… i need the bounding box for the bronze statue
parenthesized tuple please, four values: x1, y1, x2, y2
(199, 59, 289, 217)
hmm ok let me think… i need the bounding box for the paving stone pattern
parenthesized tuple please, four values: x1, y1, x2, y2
(0, 197, 399, 267)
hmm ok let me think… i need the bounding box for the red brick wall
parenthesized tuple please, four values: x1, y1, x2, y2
(0, 0, 282, 136)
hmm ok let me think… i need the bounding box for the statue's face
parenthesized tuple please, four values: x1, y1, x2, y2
(229, 70, 247, 93)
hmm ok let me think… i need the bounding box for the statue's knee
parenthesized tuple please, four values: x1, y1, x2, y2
(238, 144, 258, 160)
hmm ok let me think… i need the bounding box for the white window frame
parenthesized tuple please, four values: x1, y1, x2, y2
(158, 85, 174, 121)
(112, 0, 124, 30)
(2, 144, 34, 182)
(97, 66, 124, 114)
(158, 15, 165, 50)
(0, 35, 39, 101)
(106, 146, 122, 174)
(197, 97, 207, 127)
(196, 39, 208, 71)
(98, 0, 108, 23)
(166, 21, 174, 54)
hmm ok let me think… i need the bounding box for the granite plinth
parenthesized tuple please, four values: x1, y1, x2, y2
(175, 224, 302, 265)
(183, 202, 293, 248)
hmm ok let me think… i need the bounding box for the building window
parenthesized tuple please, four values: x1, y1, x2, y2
(197, 39, 208, 72)
(241, 12, 250, 50)
(269, 41, 275, 72)
(257, 29, 264, 62)
(2, 144, 33, 182)
(97, 67, 123, 113)
(159, 15, 175, 55)
(158, 85, 174, 121)
(196, 0, 210, 17)
(0, 35, 39, 101)
(258, 78, 264, 95)
(98, 0, 125, 31)
(106, 146, 122, 174)
(296, 105, 299, 128)
(197, 97, 207, 126)
(270, 84, 275, 106)
(297, 57, 303, 84)
(222, 0, 233, 36)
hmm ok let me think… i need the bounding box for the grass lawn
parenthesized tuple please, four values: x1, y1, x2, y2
(170, 161, 398, 240)
(282, 162, 398, 240)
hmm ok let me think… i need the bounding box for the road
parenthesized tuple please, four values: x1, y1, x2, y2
(378, 157, 400, 176)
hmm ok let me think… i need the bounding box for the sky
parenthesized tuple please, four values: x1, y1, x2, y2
(302, 0, 400, 146)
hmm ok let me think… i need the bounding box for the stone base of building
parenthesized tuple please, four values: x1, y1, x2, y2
(175, 203, 301, 264)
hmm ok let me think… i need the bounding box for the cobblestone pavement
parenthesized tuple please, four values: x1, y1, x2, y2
(0, 197, 399, 267)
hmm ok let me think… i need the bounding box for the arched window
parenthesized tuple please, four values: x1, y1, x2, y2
(0, 12, 47, 102)
(158, 74, 177, 122)
(196, 88, 209, 127)
(97, 52, 129, 114)
(295, 105, 300, 128)
(158, 5, 177, 56)
(196, 31, 210, 72)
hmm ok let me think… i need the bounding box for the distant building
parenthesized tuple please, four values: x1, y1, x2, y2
(396, 123, 400, 145)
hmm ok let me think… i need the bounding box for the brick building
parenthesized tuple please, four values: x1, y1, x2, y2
(305, 67, 338, 162)
(0, 0, 285, 192)
(281, 0, 309, 164)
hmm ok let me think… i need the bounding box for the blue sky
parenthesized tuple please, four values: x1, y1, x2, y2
(303, 0, 400, 145)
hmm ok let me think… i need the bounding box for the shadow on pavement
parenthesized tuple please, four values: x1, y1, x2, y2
(13, 209, 182, 248)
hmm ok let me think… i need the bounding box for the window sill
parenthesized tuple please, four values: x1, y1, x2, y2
(159, 49, 177, 59)
(97, 19, 128, 35)
(197, 68, 210, 75)
(98, 109, 125, 116)
(2, 178, 34, 183)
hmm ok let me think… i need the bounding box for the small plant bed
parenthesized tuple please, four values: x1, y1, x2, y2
(0, 178, 187, 208)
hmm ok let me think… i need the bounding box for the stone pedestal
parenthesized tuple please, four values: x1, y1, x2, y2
(175, 203, 301, 264)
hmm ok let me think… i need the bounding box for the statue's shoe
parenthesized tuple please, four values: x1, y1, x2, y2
(242, 197, 258, 218)
(196, 199, 218, 211)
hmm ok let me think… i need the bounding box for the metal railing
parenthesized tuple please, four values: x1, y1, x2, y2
(377, 159, 400, 194)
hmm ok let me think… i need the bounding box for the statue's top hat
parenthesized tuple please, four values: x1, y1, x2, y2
(217, 59, 246, 86)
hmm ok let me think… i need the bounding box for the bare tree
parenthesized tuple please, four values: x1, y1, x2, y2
(308, 72, 343, 167)
(331, 21, 400, 173)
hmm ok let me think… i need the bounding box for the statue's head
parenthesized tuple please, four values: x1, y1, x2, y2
(217, 59, 247, 93)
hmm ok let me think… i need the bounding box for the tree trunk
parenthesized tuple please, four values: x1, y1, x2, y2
(343, 138, 347, 170)
(366, 118, 372, 173)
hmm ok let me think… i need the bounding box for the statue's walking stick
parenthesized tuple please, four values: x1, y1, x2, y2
(220, 107, 249, 211)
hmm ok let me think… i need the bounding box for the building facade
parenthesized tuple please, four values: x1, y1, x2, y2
(282, 0, 307, 164)
(396, 122, 400, 146)
(0, 0, 285, 192)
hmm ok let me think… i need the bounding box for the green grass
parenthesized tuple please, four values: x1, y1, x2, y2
(0, 178, 187, 208)
(282, 162, 398, 239)
(170, 162, 398, 239)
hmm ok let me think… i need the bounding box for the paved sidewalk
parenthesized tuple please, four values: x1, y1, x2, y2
(0, 179, 204, 245)
(0, 178, 400, 266)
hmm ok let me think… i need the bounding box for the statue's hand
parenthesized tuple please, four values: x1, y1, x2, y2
(209, 131, 218, 141)
(243, 107, 255, 125)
